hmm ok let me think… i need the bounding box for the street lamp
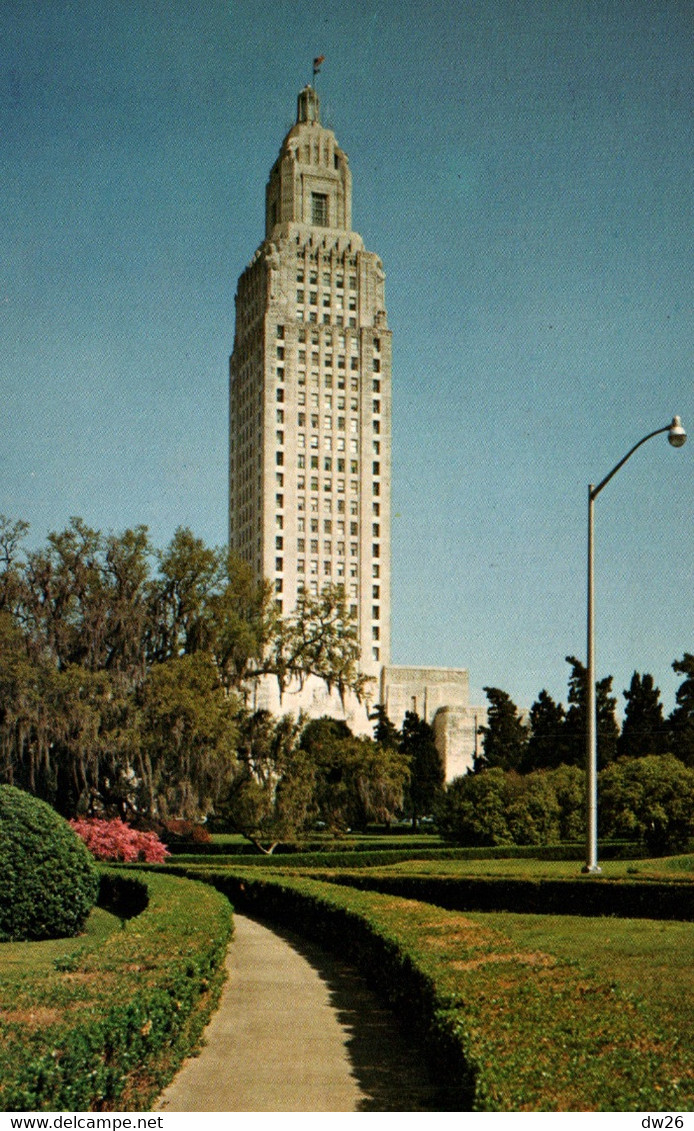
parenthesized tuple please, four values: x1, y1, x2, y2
(583, 416, 687, 875)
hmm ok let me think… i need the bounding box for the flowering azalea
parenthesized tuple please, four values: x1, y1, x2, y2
(70, 818, 169, 863)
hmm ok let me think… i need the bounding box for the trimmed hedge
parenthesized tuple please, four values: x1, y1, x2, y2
(0, 785, 99, 941)
(313, 871, 694, 921)
(168, 841, 641, 866)
(172, 867, 694, 1110)
(0, 869, 233, 1112)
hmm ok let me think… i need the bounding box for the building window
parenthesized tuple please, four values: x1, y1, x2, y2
(276, 452, 284, 466)
(372, 626, 380, 640)
(373, 647, 380, 662)
(373, 585, 380, 599)
(373, 564, 380, 578)
(276, 388, 284, 402)
(372, 605, 380, 620)
(275, 557, 283, 572)
(311, 192, 329, 226)
(373, 543, 380, 557)
(277, 325, 284, 338)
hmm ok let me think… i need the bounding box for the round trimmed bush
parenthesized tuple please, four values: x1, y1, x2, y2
(0, 785, 99, 941)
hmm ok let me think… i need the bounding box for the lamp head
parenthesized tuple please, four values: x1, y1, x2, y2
(668, 415, 687, 448)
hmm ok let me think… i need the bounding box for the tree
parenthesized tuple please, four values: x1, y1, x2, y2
(300, 716, 409, 832)
(218, 710, 313, 853)
(476, 688, 528, 773)
(618, 672, 666, 759)
(139, 653, 239, 819)
(436, 769, 513, 847)
(599, 754, 694, 855)
(563, 656, 619, 769)
(372, 705, 400, 749)
(268, 584, 371, 703)
(147, 527, 221, 661)
(668, 654, 694, 766)
(0, 515, 30, 616)
(207, 552, 273, 691)
(400, 710, 444, 828)
(524, 689, 567, 771)
(437, 765, 584, 848)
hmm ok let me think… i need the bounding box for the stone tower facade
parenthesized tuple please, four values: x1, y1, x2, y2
(229, 85, 391, 690)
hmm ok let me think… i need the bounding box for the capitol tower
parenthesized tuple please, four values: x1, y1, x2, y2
(228, 83, 392, 720)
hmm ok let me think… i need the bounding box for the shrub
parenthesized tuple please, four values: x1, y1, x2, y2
(599, 754, 694, 854)
(160, 818, 212, 845)
(70, 817, 169, 863)
(0, 785, 99, 941)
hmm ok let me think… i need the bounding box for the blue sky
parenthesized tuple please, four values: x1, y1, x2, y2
(2, 0, 692, 716)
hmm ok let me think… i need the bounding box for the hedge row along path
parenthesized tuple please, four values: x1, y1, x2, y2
(155, 914, 441, 1112)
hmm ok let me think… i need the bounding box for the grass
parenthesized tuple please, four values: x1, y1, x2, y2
(0, 907, 122, 974)
(465, 910, 694, 1020)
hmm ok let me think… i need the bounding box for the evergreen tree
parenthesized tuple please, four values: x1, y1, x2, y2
(400, 710, 444, 828)
(617, 672, 666, 759)
(372, 704, 400, 749)
(524, 689, 567, 771)
(562, 656, 619, 769)
(476, 687, 528, 773)
(668, 653, 694, 766)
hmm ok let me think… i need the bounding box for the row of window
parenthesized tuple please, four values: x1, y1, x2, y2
(296, 271, 357, 290)
(275, 544, 381, 573)
(277, 326, 381, 354)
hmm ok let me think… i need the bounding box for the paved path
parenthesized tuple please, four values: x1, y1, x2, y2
(155, 913, 441, 1112)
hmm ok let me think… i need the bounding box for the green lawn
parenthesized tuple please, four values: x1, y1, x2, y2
(467, 909, 694, 1022)
(0, 907, 122, 975)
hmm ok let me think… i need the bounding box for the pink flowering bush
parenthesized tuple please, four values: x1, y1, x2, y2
(70, 818, 169, 863)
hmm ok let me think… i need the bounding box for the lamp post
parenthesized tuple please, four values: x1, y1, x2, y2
(583, 415, 686, 875)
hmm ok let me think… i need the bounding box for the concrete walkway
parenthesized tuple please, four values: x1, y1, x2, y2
(155, 913, 441, 1112)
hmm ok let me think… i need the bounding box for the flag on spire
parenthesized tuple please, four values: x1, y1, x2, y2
(313, 55, 325, 76)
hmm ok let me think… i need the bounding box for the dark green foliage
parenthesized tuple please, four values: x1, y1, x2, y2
(373, 705, 400, 749)
(563, 656, 619, 769)
(524, 690, 567, 770)
(0, 869, 232, 1112)
(437, 766, 586, 848)
(599, 754, 694, 854)
(0, 785, 98, 941)
(669, 653, 694, 766)
(437, 769, 514, 846)
(400, 711, 444, 828)
(302, 716, 409, 833)
(617, 671, 667, 759)
(476, 688, 528, 772)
